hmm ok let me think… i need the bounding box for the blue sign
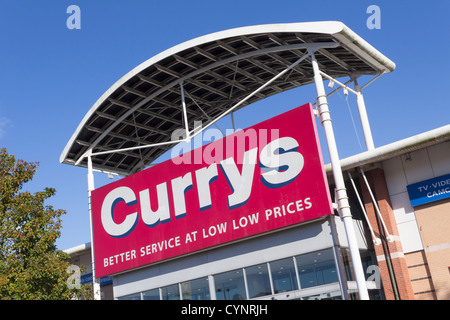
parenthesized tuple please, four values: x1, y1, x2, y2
(407, 174, 450, 207)
(80, 273, 113, 286)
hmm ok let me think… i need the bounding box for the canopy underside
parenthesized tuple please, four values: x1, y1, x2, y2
(60, 21, 395, 175)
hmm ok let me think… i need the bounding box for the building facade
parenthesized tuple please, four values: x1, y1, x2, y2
(65, 125, 450, 300)
(60, 22, 449, 300)
(379, 135, 450, 299)
(64, 243, 114, 300)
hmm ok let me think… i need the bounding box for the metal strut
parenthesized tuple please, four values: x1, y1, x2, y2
(180, 82, 190, 142)
(359, 168, 394, 242)
(348, 171, 381, 245)
(318, 70, 376, 151)
(309, 48, 370, 300)
(87, 154, 101, 300)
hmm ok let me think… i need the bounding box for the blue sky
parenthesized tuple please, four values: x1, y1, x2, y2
(0, 0, 449, 251)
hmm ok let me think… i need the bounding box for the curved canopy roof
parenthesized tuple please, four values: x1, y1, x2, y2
(60, 21, 395, 176)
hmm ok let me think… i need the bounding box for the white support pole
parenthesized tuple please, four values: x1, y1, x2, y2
(309, 50, 370, 300)
(180, 82, 190, 142)
(87, 155, 101, 300)
(352, 77, 375, 151)
(230, 111, 236, 133)
(90, 139, 185, 157)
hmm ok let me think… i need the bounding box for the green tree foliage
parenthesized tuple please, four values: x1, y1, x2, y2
(0, 148, 91, 299)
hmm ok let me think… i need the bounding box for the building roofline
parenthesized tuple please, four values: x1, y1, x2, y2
(63, 242, 91, 256)
(325, 124, 450, 175)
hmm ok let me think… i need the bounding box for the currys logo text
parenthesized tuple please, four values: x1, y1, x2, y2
(101, 136, 303, 238)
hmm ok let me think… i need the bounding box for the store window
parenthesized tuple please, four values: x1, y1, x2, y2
(341, 249, 377, 281)
(117, 292, 141, 300)
(161, 284, 180, 300)
(270, 257, 299, 293)
(245, 264, 272, 298)
(142, 288, 160, 300)
(296, 248, 338, 289)
(303, 290, 342, 300)
(181, 277, 210, 300)
(116, 247, 346, 300)
(215, 269, 246, 300)
(341, 248, 384, 300)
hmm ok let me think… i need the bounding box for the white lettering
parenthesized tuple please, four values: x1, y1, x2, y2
(233, 212, 259, 230)
(139, 237, 181, 258)
(287, 202, 295, 213)
(185, 231, 198, 243)
(195, 163, 218, 210)
(100, 136, 306, 237)
(203, 129, 224, 164)
(259, 137, 304, 188)
(171, 172, 193, 218)
(427, 187, 450, 198)
(181, 304, 215, 317)
(225, 304, 268, 316)
(103, 250, 136, 267)
(139, 182, 170, 227)
(220, 148, 258, 209)
(101, 186, 138, 238)
(305, 197, 312, 209)
(366, 5, 381, 30)
(66, 5, 81, 30)
(265, 197, 312, 220)
(202, 223, 227, 238)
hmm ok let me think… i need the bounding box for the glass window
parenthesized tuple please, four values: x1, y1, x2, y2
(181, 277, 210, 300)
(360, 250, 377, 280)
(341, 248, 384, 300)
(142, 288, 160, 300)
(341, 248, 378, 281)
(245, 263, 272, 298)
(302, 290, 342, 300)
(161, 284, 180, 300)
(214, 269, 246, 300)
(270, 258, 299, 293)
(296, 248, 338, 289)
(117, 293, 141, 300)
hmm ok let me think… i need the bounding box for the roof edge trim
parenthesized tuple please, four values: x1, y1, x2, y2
(325, 124, 450, 174)
(333, 25, 396, 73)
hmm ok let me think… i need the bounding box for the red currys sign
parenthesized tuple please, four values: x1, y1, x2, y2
(91, 103, 333, 277)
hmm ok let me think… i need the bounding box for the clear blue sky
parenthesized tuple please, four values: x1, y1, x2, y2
(0, 0, 449, 251)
